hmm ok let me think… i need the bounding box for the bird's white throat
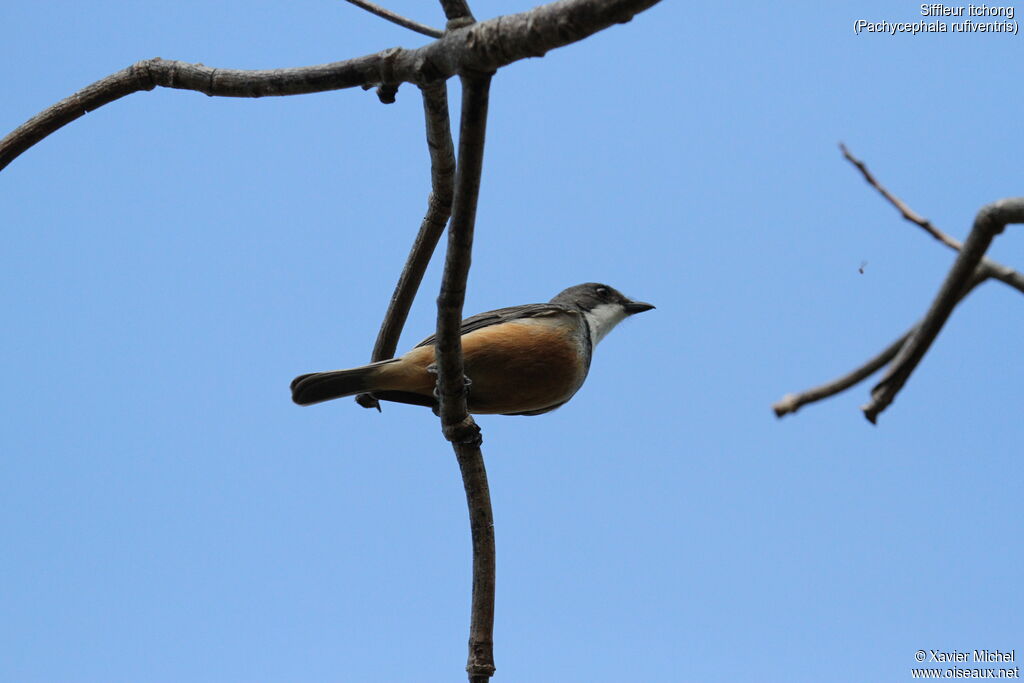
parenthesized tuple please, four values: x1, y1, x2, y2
(583, 303, 628, 345)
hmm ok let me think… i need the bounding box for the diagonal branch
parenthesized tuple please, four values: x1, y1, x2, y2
(355, 81, 456, 410)
(373, 81, 456, 360)
(864, 198, 1024, 423)
(343, 0, 444, 38)
(0, 0, 661, 173)
(435, 72, 495, 682)
(775, 147, 1024, 420)
(773, 267, 989, 417)
(840, 142, 961, 250)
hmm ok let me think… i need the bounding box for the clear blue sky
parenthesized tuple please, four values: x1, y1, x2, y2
(2, 2, 1021, 681)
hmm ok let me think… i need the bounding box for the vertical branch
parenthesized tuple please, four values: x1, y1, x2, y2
(434, 73, 491, 440)
(453, 438, 496, 683)
(434, 72, 495, 682)
(356, 81, 455, 409)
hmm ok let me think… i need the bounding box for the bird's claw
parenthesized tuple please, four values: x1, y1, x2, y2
(427, 365, 472, 403)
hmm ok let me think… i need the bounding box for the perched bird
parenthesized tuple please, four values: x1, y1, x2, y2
(291, 282, 654, 416)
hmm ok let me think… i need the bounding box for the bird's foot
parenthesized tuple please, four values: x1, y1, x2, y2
(427, 365, 472, 408)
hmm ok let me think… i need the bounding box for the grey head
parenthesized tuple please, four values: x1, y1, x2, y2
(550, 282, 654, 345)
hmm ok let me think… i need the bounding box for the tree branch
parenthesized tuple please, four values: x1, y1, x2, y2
(453, 434, 496, 683)
(371, 82, 456, 359)
(439, 0, 476, 27)
(773, 267, 989, 417)
(840, 142, 961, 250)
(0, 0, 661, 173)
(864, 198, 1024, 423)
(355, 81, 456, 410)
(775, 145, 1024, 420)
(435, 72, 495, 681)
(435, 74, 490, 444)
(343, 0, 444, 38)
(7, 3, 661, 680)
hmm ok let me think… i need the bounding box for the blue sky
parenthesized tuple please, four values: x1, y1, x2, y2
(2, 2, 1021, 681)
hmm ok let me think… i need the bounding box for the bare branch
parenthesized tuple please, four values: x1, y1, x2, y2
(773, 268, 989, 417)
(777, 147, 1024, 419)
(840, 142, 962, 250)
(435, 73, 495, 681)
(371, 82, 455, 361)
(1, 0, 661, 173)
(774, 333, 910, 419)
(343, 0, 443, 38)
(0, 56, 388, 173)
(355, 81, 456, 410)
(6, 4, 661, 681)
(454, 438, 496, 683)
(439, 0, 476, 26)
(840, 143, 1024, 297)
(983, 259, 1024, 294)
(435, 74, 491, 445)
(864, 198, 1024, 423)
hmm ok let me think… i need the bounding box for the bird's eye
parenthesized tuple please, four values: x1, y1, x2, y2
(595, 287, 608, 298)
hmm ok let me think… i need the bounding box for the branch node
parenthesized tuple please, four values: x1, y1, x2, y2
(355, 393, 382, 410)
(443, 415, 482, 445)
(376, 83, 399, 103)
(371, 47, 403, 103)
(467, 661, 497, 677)
(447, 16, 476, 30)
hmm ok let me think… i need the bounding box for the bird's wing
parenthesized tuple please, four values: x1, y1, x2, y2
(413, 303, 573, 348)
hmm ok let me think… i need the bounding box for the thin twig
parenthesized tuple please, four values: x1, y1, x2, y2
(773, 267, 988, 417)
(343, 0, 443, 38)
(983, 259, 1024, 294)
(840, 142, 961, 250)
(1, 0, 661, 173)
(355, 82, 456, 410)
(435, 72, 495, 682)
(864, 198, 1024, 423)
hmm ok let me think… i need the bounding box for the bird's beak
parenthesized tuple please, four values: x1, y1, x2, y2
(623, 300, 655, 315)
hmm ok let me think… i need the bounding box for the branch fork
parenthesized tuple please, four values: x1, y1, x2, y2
(1, 3, 665, 681)
(775, 144, 1024, 422)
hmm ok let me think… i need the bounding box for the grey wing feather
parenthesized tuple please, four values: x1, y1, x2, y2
(414, 303, 571, 348)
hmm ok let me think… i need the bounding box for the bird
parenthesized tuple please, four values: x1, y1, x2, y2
(290, 282, 654, 416)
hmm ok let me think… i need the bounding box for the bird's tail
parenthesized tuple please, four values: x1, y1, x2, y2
(291, 359, 400, 406)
